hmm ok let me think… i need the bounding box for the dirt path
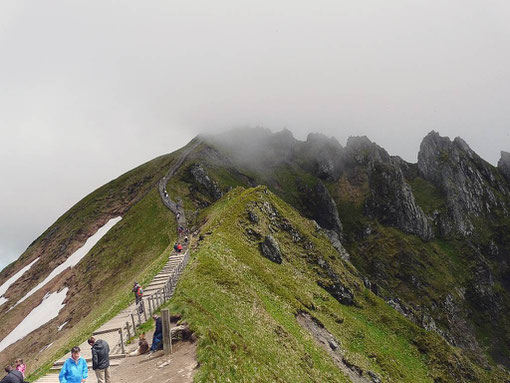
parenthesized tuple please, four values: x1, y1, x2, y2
(116, 329, 198, 383)
(159, 139, 201, 218)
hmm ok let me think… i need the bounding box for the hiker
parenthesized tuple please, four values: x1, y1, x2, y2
(177, 212, 180, 220)
(1, 365, 23, 383)
(132, 282, 144, 313)
(14, 360, 25, 378)
(177, 243, 183, 253)
(184, 235, 188, 243)
(59, 346, 88, 383)
(178, 226, 183, 235)
(150, 315, 163, 353)
(88, 337, 111, 383)
(173, 243, 178, 252)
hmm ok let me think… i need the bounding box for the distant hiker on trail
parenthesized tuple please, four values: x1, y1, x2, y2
(150, 314, 163, 354)
(88, 337, 111, 383)
(177, 243, 183, 253)
(173, 243, 178, 252)
(184, 235, 189, 243)
(132, 282, 144, 313)
(177, 212, 180, 220)
(178, 226, 183, 235)
(14, 359, 25, 378)
(1, 365, 23, 383)
(59, 346, 88, 383)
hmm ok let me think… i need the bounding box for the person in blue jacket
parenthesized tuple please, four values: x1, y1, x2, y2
(59, 346, 88, 383)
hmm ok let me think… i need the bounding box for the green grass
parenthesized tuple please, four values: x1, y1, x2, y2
(25, 187, 178, 381)
(408, 177, 446, 216)
(161, 186, 508, 382)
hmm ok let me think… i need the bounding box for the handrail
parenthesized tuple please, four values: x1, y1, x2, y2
(93, 327, 122, 336)
(124, 249, 190, 344)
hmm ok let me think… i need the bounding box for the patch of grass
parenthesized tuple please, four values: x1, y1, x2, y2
(164, 187, 507, 382)
(408, 177, 446, 216)
(26, 188, 177, 381)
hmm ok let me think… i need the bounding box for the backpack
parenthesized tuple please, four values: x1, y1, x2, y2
(136, 286, 143, 297)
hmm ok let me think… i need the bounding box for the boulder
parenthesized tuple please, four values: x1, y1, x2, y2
(260, 235, 283, 264)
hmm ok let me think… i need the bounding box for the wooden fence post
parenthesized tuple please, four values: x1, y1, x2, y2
(161, 309, 172, 355)
(137, 306, 142, 325)
(119, 329, 126, 354)
(131, 313, 136, 332)
(126, 322, 131, 339)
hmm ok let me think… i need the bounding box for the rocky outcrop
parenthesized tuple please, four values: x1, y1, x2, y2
(365, 160, 433, 240)
(297, 180, 343, 236)
(188, 163, 223, 201)
(300, 133, 344, 180)
(346, 136, 433, 240)
(260, 235, 283, 264)
(499, 151, 510, 182)
(315, 257, 355, 305)
(344, 136, 391, 166)
(418, 132, 509, 237)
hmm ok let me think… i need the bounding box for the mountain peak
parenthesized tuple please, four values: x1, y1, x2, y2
(499, 150, 510, 181)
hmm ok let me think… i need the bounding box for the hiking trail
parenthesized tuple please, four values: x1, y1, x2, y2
(34, 148, 197, 383)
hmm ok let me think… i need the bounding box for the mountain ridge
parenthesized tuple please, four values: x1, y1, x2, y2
(1, 127, 510, 382)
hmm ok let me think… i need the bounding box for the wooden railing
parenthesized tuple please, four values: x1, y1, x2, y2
(124, 250, 191, 342)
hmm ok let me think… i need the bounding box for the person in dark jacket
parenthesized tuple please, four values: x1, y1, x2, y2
(1, 365, 23, 383)
(150, 315, 163, 353)
(88, 337, 111, 383)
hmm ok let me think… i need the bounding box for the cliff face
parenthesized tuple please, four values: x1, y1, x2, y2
(2, 128, 510, 380)
(195, 128, 510, 368)
(418, 131, 509, 237)
(499, 151, 510, 181)
(343, 137, 433, 241)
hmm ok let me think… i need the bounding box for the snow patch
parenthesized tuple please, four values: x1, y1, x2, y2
(58, 321, 68, 331)
(16, 217, 122, 306)
(0, 288, 69, 353)
(0, 258, 40, 306)
(40, 342, 54, 353)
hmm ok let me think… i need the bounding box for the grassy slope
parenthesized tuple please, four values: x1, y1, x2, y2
(0, 145, 186, 376)
(166, 187, 507, 382)
(26, 187, 177, 380)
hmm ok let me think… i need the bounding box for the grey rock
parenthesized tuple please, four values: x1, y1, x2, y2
(367, 371, 382, 383)
(324, 229, 350, 261)
(328, 339, 339, 351)
(345, 136, 391, 165)
(317, 260, 355, 306)
(302, 133, 345, 180)
(499, 151, 510, 182)
(247, 210, 259, 223)
(297, 180, 343, 235)
(418, 131, 509, 237)
(365, 160, 433, 241)
(189, 163, 223, 201)
(260, 235, 283, 264)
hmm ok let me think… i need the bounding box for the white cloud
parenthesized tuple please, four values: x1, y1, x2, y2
(1, 0, 510, 268)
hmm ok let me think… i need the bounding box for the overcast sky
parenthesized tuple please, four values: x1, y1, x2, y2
(1, 0, 510, 270)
